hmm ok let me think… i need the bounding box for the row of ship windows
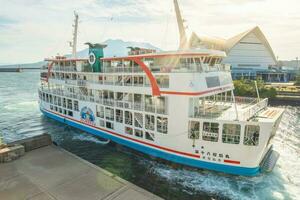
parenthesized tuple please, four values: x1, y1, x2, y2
(97, 105, 168, 134)
(40, 90, 168, 135)
(188, 121, 260, 146)
(40, 92, 79, 112)
(41, 88, 168, 115)
(44, 72, 170, 88)
(40, 91, 169, 134)
(98, 119, 155, 142)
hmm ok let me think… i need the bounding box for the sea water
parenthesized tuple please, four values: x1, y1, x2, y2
(0, 71, 299, 200)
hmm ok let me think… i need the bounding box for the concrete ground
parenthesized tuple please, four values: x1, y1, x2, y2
(0, 145, 162, 200)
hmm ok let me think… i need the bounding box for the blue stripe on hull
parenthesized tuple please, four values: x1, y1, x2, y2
(41, 109, 260, 176)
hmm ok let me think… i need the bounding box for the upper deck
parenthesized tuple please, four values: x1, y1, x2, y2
(42, 48, 233, 97)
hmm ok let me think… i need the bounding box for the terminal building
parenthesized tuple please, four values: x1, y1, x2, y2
(174, 0, 295, 82)
(189, 26, 282, 81)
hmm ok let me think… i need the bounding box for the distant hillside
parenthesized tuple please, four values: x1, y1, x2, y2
(0, 39, 161, 69)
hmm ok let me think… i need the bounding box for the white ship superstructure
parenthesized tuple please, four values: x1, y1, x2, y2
(38, 2, 284, 176)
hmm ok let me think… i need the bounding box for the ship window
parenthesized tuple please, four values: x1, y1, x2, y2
(124, 75, 132, 86)
(59, 108, 62, 113)
(96, 105, 104, 118)
(156, 75, 169, 88)
(244, 125, 260, 146)
(157, 117, 168, 134)
(54, 106, 58, 111)
(63, 109, 66, 115)
(125, 111, 133, 125)
(156, 96, 167, 115)
(50, 105, 53, 110)
(116, 109, 123, 123)
(145, 114, 155, 131)
(74, 101, 79, 111)
(134, 129, 143, 138)
(206, 76, 220, 88)
(105, 107, 114, 121)
(99, 120, 105, 127)
(57, 97, 61, 106)
(222, 124, 241, 144)
(63, 98, 66, 108)
(188, 121, 200, 139)
(134, 113, 143, 128)
(67, 99, 72, 110)
(134, 76, 144, 86)
(145, 132, 155, 141)
(145, 95, 155, 113)
(68, 111, 73, 117)
(202, 122, 219, 142)
(125, 127, 133, 135)
(106, 121, 114, 130)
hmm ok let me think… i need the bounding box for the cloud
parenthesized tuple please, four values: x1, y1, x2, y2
(0, 0, 299, 64)
(0, 16, 17, 28)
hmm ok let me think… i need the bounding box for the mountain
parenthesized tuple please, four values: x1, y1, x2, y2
(0, 39, 161, 69)
(67, 39, 161, 58)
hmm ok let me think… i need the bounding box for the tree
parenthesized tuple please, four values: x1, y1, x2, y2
(295, 75, 300, 86)
(233, 79, 276, 99)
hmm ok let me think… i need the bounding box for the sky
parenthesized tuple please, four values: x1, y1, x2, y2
(0, 0, 299, 64)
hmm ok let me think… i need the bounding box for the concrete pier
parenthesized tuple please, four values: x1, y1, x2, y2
(0, 137, 162, 200)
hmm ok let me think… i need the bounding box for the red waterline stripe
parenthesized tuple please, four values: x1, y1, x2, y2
(44, 109, 200, 159)
(224, 159, 240, 165)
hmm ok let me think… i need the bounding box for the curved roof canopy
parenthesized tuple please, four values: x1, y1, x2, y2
(189, 26, 277, 61)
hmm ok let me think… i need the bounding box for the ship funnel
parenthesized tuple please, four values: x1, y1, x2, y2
(85, 43, 107, 72)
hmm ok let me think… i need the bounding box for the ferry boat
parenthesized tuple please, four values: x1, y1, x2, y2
(38, 5, 284, 176)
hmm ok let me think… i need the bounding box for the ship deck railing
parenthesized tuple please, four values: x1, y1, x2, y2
(44, 62, 229, 74)
(190, 97, 268, 121)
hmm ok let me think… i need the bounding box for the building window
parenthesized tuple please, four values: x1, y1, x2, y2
(244, 125, 260, 146)
(222, 124, 241, 144)
(134, 113, 143, 128)
(116, 109, 123, 123)
(105, 107, 114, 121)
(188, 121, 200, 139)
(145, 114, 155, 131)
(134, 129, 143, 138)
(106, 121, 114, 130)
(125, 127, 133, 135)
(145, 132, 155, 141)
(202, 122, 219, 142)
(125, 111, 133, 125)
(157, 116, 168, 134)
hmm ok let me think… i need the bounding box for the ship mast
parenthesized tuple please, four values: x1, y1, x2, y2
(71, 11, 79, 58)
(174, 0, 188, 49)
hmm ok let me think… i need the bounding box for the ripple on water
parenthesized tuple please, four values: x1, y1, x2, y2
(0, 72, 299, 200)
